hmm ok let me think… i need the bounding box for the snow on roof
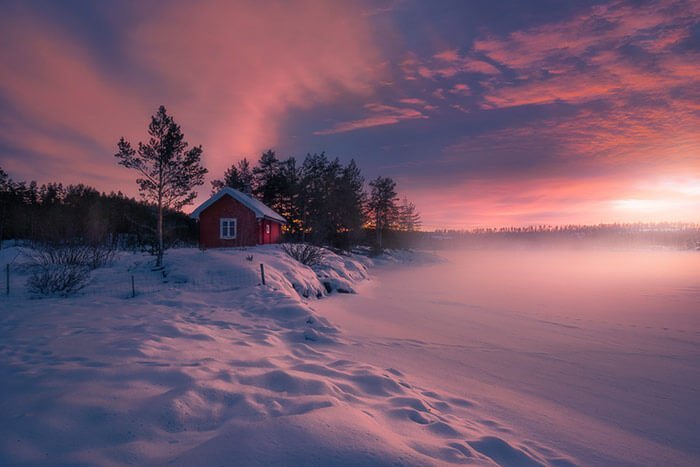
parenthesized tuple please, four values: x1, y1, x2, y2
(190, 187, 287, 223)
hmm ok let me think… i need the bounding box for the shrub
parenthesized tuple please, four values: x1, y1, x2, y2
(85, 243, 116, 269)
(23, 242, 115, 296)
(25, 242, 115, 269)
(281, 243, 327, 266)
(27, 263, 90, 296)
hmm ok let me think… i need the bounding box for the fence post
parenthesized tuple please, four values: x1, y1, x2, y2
(5, 264, 8, 296)
(260, 263, 266, 286)
(131, 275, 135, 298)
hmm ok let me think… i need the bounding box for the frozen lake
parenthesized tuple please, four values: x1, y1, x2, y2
(315, 249, 700, 466)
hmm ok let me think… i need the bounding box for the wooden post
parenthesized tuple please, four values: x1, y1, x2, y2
(131, 275, 135, 298)
(260, 263, 266, 286)
(5, 264, 8, 296)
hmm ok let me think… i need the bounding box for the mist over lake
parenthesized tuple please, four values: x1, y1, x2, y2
(317, 247, 700, 465)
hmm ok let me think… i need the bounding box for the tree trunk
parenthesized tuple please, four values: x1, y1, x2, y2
(301, 200, 307, 243)
(156, 203, 164, 268)
(376, 210, 382, 250)
(156, 163, 164, 268)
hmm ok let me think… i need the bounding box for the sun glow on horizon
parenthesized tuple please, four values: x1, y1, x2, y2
(609, 178, 700, 222)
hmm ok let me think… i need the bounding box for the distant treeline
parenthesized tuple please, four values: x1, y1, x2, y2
(424, 223, 700, 250)
(0, 168, 196, 249)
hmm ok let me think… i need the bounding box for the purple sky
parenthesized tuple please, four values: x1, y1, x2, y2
(1, 0, 699, 229)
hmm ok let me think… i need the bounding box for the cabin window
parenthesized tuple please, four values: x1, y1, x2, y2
(220, 218, 237, 239)
(265, 223, 271, 235)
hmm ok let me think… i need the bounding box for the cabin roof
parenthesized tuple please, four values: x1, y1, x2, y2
(190, 187, 287, 223)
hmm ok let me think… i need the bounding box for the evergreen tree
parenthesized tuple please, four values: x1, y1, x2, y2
(335, 159, 366, 247)
(260, 153, 367, 248)
(237, 158, 254, 194)
(397, 197, 422, 231)
(0, 167, 13, 245)
(39, 183, 64, 206)
(115, 105, 207, 267)
(253, 149, 282, 208)
(298, 152, 339, 244)
(276, 157, 301, 234)
(320, 157, 344, 244)
(367, 176, 399, 250)
(211, 158, 254, 194)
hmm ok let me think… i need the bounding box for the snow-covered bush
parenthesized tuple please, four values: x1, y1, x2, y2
(25, 242, 116, 270)
(281, 243, 326, 266)
(23, 243, 115, 296)
(85, 243, 117, 269)
(26, 262, 90, 296)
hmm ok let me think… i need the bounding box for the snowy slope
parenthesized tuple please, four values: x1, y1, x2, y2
(0, 246, 571, 466)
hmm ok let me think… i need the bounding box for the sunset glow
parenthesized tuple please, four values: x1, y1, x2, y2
(1, 0, 699, 229)
(2, 3, 700, 464)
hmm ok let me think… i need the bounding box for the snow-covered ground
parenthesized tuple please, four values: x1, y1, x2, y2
(1, 246, 698, 465)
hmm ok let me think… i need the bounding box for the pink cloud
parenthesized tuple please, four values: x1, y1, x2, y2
(409, 50, 500, 81)
(0, 13, 148, 148)
(474, 0, 700, 110)
(449, 84, 471, 96)
(398, 98, 425, 105)
(314, 103, 427, 135)
(399, 98, 438, 111)
(434, 49, 460, 62)
(460, 59, 500, 75)
(399, 52, 421, 80)
(0, 0, 384, 194)
(127, 0, 384, 177)
(482, 47, 699, 109)
(474, 0, 699, 72)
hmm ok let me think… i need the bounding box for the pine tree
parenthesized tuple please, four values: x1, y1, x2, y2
(277, 154, 367, 248)
(211, 158, 254, 194)
(367, 176, 399, 250)
(335, 159, 366, 247)
(298, 153, 327, 242)
(321, 157, 343, 243)
(237, 158, 254, 194)
(115, 105, 207, 267)
(298, 153, 341, 244)
(398, 197, 422, 231)
(276, 157, 301, 235)
(0, 167, 12, 246)
(253, 149, 282, 208)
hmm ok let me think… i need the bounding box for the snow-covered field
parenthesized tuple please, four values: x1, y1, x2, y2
(1, 246, 698, 465)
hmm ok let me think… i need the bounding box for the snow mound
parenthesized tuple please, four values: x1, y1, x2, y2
(313, 251, 370, 294)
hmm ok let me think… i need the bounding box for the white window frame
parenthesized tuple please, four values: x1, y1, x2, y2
(220, 218, 237, 239)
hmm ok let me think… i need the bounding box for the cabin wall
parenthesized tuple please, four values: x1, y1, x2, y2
(198, 196, 258, 248)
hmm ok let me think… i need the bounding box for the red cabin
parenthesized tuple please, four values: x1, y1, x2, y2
(190, 188, 286, 248)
